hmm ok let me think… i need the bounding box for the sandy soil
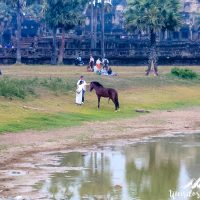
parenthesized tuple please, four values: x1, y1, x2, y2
(0, 108, 200, 198)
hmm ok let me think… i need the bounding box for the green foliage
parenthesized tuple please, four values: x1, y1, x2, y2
(125, 0, 181, 32)
(0, 2, 13, 23)
(0, 77, 76, 99)
(0, 77, 36, 99)
(45, 0, 87, 30)
(40, 77, 75, 93)
(171, 67, 198, 79)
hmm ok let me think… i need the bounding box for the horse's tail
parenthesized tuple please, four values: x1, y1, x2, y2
(108, 98, 110, 104)
(114, 93, 120, 109)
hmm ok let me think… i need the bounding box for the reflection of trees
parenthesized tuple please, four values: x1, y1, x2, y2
(59, 152, 84, 167)
(180, 136, 200, 200)
(35, 152, 84, 199)
(79, 152, 116, 199)
(125, 143, 180, 200)
(35, 151, 117, 199)
(182, 135, 200, 180)
(48, 173, 74, 199)
(34, 135, 200, 200)
(34, 172, 76, 199)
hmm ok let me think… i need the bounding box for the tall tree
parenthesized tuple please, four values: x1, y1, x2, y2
(101, 0, 105, 58)
(2, 0, 41, 64)
(125, 0, 181, 75)
(45, 0, 87, 65)
(89, 0, 111, 55)
(0, 3, 13, 45)
(2, 0, 23, 64)
(90, 0, 94, 49)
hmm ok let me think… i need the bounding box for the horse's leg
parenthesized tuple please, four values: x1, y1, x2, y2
(110, 97, 117, 111)
(98, 96, 101, 109)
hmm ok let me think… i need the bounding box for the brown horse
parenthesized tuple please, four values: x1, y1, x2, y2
(89, 81, 120, 111)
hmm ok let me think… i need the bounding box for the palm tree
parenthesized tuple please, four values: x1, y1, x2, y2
(89, 0, 111, 56)
(125, 0, 181, 75)
(101, 0, 105, 58)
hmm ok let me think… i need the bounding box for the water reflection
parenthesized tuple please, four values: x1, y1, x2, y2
(34, 133, 200, 200)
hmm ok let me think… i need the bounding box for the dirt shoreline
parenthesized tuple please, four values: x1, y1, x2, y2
(0, 107, 200, 168)
(0, 107, 200, 198)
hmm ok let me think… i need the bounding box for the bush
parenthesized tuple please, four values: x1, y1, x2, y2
(0, 77, 76, 99)
(171, 67, 198, 79)
(40, 77, 75, 93)
(0, 77, 36, 99)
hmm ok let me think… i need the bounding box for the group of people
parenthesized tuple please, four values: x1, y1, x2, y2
(87, 55, 116, 76)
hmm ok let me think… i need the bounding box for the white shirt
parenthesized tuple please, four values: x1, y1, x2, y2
(96, 59, 101, 65)
(77, 79, 87, 91)
(90, 57, 94, 62)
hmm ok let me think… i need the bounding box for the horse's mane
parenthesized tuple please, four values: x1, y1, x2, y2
(91, 81, 104, 88)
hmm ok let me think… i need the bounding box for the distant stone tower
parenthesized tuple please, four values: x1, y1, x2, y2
(179, 0, 200, 40)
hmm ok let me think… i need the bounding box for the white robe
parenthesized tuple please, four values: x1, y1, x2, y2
(76, 85, 83, 104)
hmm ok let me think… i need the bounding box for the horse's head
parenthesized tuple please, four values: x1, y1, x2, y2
(89, 82, 94, 92)
(90, 81, 103, 92)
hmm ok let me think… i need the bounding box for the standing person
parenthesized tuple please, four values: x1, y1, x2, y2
(76, 82, 83, 105)
(89, 54, 94, 71)
(76, 75, 87, 104)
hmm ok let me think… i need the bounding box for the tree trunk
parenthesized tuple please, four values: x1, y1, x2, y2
(58, 27, 65, 65)
(93, 0, 98, 49)
(91, 0, 94, 49)
(146, 29, 158, 76)
(51, 27, 57, 65)
(101, 0, 105, 58)
(0, 33, 2, 46)
(189, 26, 193, 40)
(16, 0, 22, 64)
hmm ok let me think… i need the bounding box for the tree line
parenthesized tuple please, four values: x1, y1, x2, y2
(0, 0, 181, 72)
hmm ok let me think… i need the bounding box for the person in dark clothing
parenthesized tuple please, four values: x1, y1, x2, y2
(107, 67, 112, 75)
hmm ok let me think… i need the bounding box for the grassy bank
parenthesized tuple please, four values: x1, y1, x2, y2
(0, 65, 200, 133)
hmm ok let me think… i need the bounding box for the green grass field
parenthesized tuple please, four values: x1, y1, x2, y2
(0, 65, 200, 133)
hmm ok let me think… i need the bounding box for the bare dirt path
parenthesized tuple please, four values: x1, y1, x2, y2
(0, 107, 200, 168)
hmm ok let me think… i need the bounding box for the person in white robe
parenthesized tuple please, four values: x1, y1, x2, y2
(76, 83, 83, 105)
(76, 75, 88, 104)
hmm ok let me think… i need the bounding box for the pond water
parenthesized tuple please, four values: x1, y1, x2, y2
(2, 133, 200, 200)
(28, 133, 200, 200)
